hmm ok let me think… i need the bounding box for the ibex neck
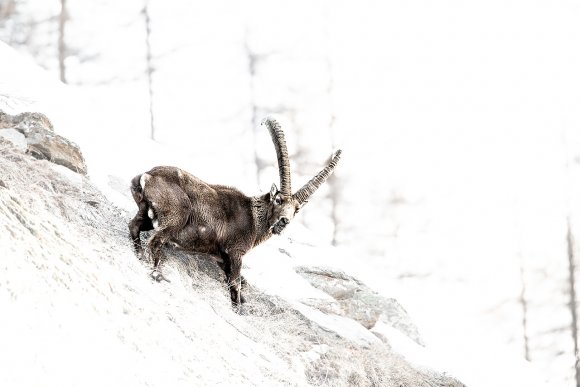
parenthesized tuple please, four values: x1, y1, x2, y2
(251, 196, 273, 247)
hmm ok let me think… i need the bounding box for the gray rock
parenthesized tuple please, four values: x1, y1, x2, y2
(295, 266, 424, 345)
(0, 110, 53, 130)
(291, 301, 382, 347)
(0, 110, 87, 174)
(24, 126, 87, 174)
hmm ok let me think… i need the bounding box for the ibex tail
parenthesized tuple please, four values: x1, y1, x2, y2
(130, 174, 144, 203)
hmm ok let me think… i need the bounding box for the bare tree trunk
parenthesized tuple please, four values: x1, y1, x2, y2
(518, 254, 530, 361)
(244, 33, 263, 187)
(0, 0, 16, 21)
(58, 0, 67, 83)
(322, 6, 340, 246)
(143, 0, 155, 140)
(325, 56, 340, 246)
(567, 217, 580, 387)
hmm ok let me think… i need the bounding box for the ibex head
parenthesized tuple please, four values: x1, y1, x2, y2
(262, 117, 342, 235)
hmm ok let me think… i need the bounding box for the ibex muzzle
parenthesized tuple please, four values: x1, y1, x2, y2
(129, 117, 342, 306)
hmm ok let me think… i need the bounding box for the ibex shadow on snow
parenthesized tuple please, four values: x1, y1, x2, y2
(129, 118, 341, 306)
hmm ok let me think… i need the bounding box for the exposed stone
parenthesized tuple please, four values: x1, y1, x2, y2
(291, 301, 382, 347)
(24, 127, 87, 174)
(0, 111, 53, 130)
(0, 110, 86, 174)
(295, 266, 424, 345)
(0, 111, 11, 128)
(13, 111, 54, 131)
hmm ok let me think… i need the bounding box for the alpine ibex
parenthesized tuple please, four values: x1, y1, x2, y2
(129, 118, 342, 305)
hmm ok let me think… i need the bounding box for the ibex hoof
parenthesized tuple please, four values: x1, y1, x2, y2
(233, 303, 248, 315)
(150, 270, 170, 283)
(230, 292, 246, 313)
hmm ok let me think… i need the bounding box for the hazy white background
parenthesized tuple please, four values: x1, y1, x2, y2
(2, 0, 580, 385)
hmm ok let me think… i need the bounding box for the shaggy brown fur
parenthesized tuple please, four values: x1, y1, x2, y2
(129, 118, 341, 306)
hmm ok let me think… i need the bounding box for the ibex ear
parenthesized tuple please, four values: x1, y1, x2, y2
(296, 201, 307, 213)
(270, 183, 278, 201)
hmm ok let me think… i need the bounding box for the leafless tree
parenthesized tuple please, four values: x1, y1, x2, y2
(58, 0, 67, 83)
(143, 0, 155, 140)
(566, 216, 580, 387)
(325, 54, 342, 246)
(0, 0, 16, 22)
(0, 0, 33, 47)
(517, 253, 530, 361)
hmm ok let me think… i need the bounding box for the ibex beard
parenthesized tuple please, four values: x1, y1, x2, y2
(129, 118, 342, 307)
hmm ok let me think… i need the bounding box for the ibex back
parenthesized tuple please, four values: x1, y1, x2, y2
(129, 118, 342, 306)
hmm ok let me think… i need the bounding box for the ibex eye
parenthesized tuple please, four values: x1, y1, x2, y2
(275, 197, 282, 205)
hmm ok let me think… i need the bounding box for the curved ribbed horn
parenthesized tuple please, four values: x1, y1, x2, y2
(293, 150, 342, 205)
(261, 117, 292, 195)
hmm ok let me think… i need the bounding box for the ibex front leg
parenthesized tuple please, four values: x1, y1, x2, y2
(147, 227, 173, 282)
(128, 201, 153, 260)
(222, 249, 247, 306)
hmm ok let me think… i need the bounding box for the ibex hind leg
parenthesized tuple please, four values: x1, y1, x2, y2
(129, 202, 153, 260)
(142, 177, 190, 283)
(147, 226, 177, 283)
(146, 214, 189, 283)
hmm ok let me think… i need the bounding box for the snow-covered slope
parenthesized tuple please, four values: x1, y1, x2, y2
(0, 134, 467, 386)
(0, 40, 559, 387)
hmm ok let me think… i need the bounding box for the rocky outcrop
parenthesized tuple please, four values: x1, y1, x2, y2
(0, 110, 87, 174)
(295, 266, 424, 346)
(0, 134, 464, 387)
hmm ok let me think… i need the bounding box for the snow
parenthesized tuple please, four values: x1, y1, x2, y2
(2, 0, 580, 384)
(0, 128, 26, 150)
(0, 139, 465, 387)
